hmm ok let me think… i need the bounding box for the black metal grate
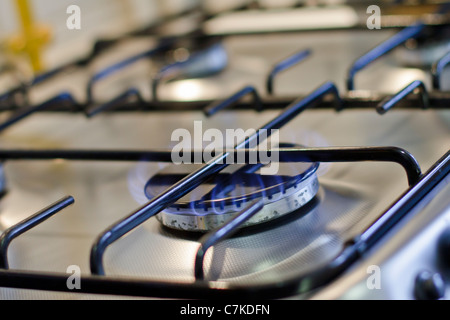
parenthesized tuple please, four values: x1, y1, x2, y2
(0, 3, 448, 299)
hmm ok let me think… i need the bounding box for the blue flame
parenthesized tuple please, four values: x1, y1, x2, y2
(127, 161, 167, 205)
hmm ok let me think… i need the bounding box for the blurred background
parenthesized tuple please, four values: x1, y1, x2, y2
(0, 0, 448, 103)
(0, 0, 446, 72)
(0, 0, 198, 73)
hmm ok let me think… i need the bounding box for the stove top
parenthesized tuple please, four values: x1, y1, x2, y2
(0, 0, 449, 301)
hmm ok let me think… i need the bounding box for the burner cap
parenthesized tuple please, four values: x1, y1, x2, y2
(145, 152, 319, 232)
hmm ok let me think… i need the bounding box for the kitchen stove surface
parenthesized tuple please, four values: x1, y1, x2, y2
(0, 108, 447, 299)
(0, 1, 449, 301)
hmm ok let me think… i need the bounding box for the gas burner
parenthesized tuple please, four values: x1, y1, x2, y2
(144, 153, 320, 232)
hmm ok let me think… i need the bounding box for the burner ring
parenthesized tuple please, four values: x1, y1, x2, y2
(144, 147, 320, 232)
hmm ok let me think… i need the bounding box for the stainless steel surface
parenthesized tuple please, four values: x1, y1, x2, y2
(310, 170, 450, 300)
(0, 108, 447, 299)
(0, 1, 449, 300)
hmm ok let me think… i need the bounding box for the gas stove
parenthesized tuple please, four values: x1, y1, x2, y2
(0, 1, 449, 301)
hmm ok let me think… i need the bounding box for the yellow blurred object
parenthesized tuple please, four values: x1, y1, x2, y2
(6, 0, 52, 73)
